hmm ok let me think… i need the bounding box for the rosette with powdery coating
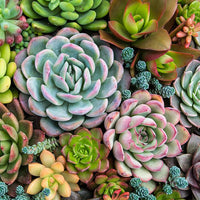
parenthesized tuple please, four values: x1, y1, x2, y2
(103, 90, 190, 191)
(14, 27, 124, 136)
(0, 99, 44, 185)
(171, 60, 200, 128)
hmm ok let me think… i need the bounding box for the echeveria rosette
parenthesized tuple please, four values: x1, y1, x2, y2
(170, 60, 200, 128)
(0, 98, 44, 185)
(27, 149, 80, 199)
(13, 27, 124, 136)
(103, 90, 190, 192)
(99, 0, 177, 52)
(176, 134, 200, 199)
(60, 128, 110, 184)
(88, 169, 131, 199)
(146, 50, 194, 83)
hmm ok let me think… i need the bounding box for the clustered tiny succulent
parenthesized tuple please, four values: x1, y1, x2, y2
(129, 178, 156, 200)
(162, 166, 188, 195)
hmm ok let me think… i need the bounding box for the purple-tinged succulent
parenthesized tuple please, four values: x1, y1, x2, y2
(103, 90, 190, 191)
(177, 134, 200, 200)
(13, 27, 126, 136)
(0, 99, 45, 185)
(171, 59, 200, 128)
(60, 128, 110, 184)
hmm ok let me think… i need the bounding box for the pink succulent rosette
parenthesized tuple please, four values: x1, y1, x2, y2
(103, 90, 190, 192)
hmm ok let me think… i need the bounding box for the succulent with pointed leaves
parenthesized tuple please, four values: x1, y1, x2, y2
(0, 0, 29, 46)
(176, 133, 200, 200)
(13, 27, 125, 136)
(27, 149, 80, 199)
(171, 60, 200, 128)
(0, 99, 45, 185)
(103, 90, 190, 192)
(60, 128, 110, 184)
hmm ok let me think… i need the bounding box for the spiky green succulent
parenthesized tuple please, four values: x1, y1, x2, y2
(20, 0, 110, 33)
(14, 27, 125, 136)
(60, 128, 110, 184)
(171, 60, 200, 128)
(0, 99, 44, 185)
(103, 90, 190, 192)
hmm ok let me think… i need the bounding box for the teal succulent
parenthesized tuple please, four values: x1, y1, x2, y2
(14, 27, 125, 136)
(20, 0, 110, 33)
(171, 60, 200, 128)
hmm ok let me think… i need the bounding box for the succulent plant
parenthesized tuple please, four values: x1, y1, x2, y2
(12, 18, 41, 54)
(27, 149, 80, 199)
(129, 178, 157, 200)
(146, 50, 194, 83)
(103, 189, 129, 200)
(154, 186, 185, 200)
(172, 14, 200, 48)
(170, 59, 200, 128)
(176, 133, 200, 199)
(0, 43, 17, 104)
(177, 0, 200, 24)
(0, 98, 45, 185)
(60, 128, 110, 184)
(103, 90, 190, 192)
(99, 0, 177, 52)
(14, 27, 125, 136)
(20, 0, 110, 33)
(87, 169, 131, 199)
(0, 0, 29, 46)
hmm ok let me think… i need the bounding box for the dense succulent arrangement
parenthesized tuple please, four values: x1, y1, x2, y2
(0, 0, 200, 199)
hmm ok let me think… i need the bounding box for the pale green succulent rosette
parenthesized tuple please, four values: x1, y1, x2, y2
(171, 60, 200, 128)
(14, 28, 125, 137)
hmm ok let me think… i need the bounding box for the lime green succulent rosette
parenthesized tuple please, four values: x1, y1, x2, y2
(60, 128, 110, 184)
